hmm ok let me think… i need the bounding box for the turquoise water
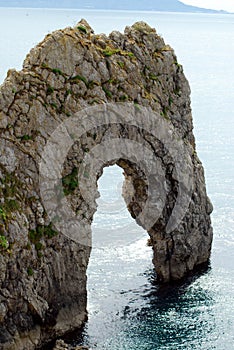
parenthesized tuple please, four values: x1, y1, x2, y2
(0, 8, 234, 350)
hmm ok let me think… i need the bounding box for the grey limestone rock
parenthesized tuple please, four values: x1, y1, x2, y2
(0, 19, 212, 349)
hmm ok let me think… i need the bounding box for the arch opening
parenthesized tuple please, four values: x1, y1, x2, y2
(91, 163, 150, 247)
(85, 164, 153, 345)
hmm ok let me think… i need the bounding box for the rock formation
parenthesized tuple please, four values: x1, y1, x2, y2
(0, 19, 213, 349)
(53, 339, 88, 350)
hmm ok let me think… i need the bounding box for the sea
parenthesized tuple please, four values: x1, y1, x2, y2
(0, 7, 233, 350)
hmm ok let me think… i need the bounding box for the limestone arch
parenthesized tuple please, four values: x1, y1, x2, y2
(0, 19, 212, 349)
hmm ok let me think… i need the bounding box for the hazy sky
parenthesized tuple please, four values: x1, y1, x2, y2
(181, 0, 234, 12)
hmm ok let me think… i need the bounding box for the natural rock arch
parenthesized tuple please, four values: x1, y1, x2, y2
(0, 20, 212, 349)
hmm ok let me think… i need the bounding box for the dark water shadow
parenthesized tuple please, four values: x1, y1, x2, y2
(60, 261, 213, 349)
(146, 260, 212, 299)
(40, 323, 86, 350)
(120, 261, 212, 317)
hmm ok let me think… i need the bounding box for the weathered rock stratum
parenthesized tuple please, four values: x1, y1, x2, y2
(0, 19, 213, 349)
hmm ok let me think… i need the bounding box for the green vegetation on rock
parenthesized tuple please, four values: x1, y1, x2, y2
(19, 134, 33, 141)
(27, 267, 34, 276)
(77, 25, 87, 34)
(102, 86, 113, 98)
(46, 85, 54, 94)
(0, 235, 9, 250)
(62, 167, 79, 195)
(117, 61, 125, 68)
(70, 74, 88, 86)
(149, 73, 159, 81)
(0, 207, 7, 222)
(28, 223, 58, 257)
(0, 170, 21, 225)
(102, 47, 134, 58)
(29, 223, 58, 244)
(119, 94, 128, 101)
(52, 68, 63, 75)
(50, 102, 58, 110)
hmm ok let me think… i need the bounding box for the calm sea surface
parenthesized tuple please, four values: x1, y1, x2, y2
(0, 8, 234, 350)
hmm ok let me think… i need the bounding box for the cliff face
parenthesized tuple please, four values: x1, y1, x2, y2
(0, 19, 213, 349)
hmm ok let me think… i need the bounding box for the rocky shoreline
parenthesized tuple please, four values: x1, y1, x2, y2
(53, 340, 89, 350)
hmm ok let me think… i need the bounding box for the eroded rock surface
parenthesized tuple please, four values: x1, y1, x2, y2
(53, 339, 89, 350)
(0, 19, 212, 349)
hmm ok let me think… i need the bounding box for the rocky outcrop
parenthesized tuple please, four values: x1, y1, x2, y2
(0, 19, 212, 349)
(53, 339, 88, 350)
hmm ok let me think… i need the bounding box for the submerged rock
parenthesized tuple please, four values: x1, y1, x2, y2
(53, 339, 89, 349)
(0, 19, 212, 349)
